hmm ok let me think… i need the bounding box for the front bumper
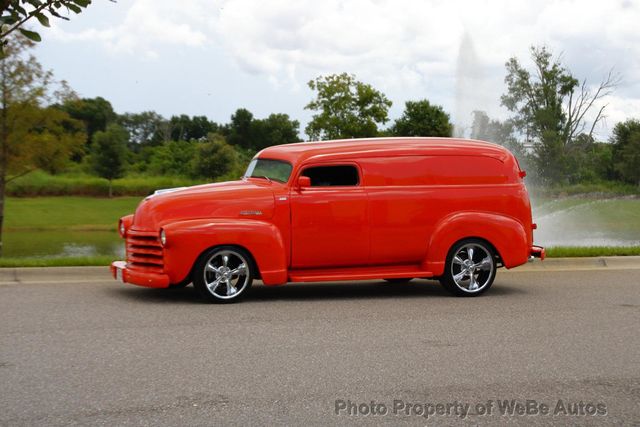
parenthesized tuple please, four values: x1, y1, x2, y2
(110, 260, 171, 288)
(530, 245, 546, 261)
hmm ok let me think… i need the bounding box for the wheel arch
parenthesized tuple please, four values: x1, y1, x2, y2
(423, 211, 528, 276)
(161, 218, 288, 285)
(445, 236, 502, 266)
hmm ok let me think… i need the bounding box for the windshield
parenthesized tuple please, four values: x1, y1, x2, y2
(244, 158, 292, 183)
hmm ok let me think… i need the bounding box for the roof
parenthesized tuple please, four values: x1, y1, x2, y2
(256, 137, 512, 165)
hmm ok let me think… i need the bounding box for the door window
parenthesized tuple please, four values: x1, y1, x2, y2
(301, 165, 359, 187)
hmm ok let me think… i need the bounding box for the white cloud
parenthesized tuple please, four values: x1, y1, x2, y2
(211, 0, 640, 132)
(46, 0, 640, 134)
(49, 0, 211, 57)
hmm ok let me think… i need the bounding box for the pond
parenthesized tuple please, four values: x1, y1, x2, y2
(2, 230, 124, 259)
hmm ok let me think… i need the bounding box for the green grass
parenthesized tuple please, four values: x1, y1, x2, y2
(532, 197, 640, 243)
(545, 246, 640, 258)
(5, 196, 141, 231)
(0, 256, 115, 267)
(529, 181, 640, 197)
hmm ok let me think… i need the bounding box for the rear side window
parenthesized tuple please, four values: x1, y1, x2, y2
(302, 165, 359, 187)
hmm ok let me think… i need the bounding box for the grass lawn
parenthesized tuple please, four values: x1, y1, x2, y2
(545, 246, 640, 257)
(532, 196, 640, 246)
(1, 196, 141, 260)
(5, 196, 141, 231)
(0, 255, 115, 268)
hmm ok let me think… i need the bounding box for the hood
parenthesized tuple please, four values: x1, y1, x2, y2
(132, 179, 276, 230)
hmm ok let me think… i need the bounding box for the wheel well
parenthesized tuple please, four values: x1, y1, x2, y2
(447, 237, 504, 268)
(186, 243, 261, 283)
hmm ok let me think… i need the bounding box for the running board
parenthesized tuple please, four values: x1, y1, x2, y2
(288, 265, 434, 282)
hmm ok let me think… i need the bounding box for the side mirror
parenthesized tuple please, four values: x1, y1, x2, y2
(297, 176, 311, 189)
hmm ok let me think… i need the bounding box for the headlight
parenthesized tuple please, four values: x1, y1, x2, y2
(119, 220, 126, 237)
(159, 229, 167, 247)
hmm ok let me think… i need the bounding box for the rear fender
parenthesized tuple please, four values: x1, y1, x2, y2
(423, 212, 528, 275)
(162, 218, 287, 285)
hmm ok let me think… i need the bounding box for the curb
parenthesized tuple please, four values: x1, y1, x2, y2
(0, 266, 110, 285)
(0, 257, 639, 285)
(505, 256, 640, 272)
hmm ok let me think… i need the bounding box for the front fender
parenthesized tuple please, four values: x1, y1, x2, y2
(162, 218, 287, 285)
(423, 212, 528, 275)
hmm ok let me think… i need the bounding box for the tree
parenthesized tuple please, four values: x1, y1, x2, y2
(563, 134, 615, 184)
(305, 73, 392, 140)
(226, 108, 254, 149)
(117, 111, 166, 150)
(168, 114, 217, 142)
(0, 33, 84, 254)
(61, 96, 116, 144)
(89, 124, 127, 197)
(390, 99, 452, 137)
(501, 46, 617, 184)
(225, 108, 299, 151)
(611, 119, 640, 186)
(470, 111, 526, 156)
(251, 113, 299, 150)
(28, 105, 85, 174)
(193, 134, 237, 180)
(146, 140, 196, 177)
(0, 0, 97, 56)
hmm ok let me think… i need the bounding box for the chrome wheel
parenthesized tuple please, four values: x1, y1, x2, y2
(202, 249, 251, 300)
(450, 243, 495, 293)
(440, 239, 497, 297)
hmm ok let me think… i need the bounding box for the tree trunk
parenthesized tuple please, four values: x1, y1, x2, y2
(0, 54, 6, 258)
(0, 173, 5, 257)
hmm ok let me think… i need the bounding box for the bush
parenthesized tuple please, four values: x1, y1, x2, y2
(529, 180, 639, 198)
(193, 135, 238, 180)
(6, 171, 205, 197)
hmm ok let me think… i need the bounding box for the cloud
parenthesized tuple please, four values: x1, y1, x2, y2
(46, 0, 640, 135)
(211, 0, 639, 132)
(49, 0, 211, 57)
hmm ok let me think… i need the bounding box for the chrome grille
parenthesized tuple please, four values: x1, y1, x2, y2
(126, 229, 163, 271)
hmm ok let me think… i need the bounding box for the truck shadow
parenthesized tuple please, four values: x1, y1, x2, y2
(108, 279, 524, 304)
(247, 280, 524, 302)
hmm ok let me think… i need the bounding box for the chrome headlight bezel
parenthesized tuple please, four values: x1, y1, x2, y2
(159, 228, 167, 247)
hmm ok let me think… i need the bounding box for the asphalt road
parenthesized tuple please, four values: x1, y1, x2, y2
(0, 266, 639, 426)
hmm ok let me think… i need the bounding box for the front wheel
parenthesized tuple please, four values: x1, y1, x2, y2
(439, 239, 496, 297)
(193, 246, 254, 303)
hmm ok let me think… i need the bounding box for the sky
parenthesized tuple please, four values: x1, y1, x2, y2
(35, 0, 640, 140)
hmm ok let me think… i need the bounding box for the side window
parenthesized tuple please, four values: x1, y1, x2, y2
(302, 165, 359, 187)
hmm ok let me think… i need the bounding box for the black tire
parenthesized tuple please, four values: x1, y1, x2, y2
(439, 239, 497, 297)
(383, 278, 414, 283)
(193, 246, 255, 303)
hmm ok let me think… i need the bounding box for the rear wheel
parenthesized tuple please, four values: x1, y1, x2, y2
(439, 239, 496, 297)
(193, 246, 254, 303)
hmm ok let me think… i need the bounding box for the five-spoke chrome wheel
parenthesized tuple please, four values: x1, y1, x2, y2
(193, 246, 254, 303)
(440, 239, 496, 296)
